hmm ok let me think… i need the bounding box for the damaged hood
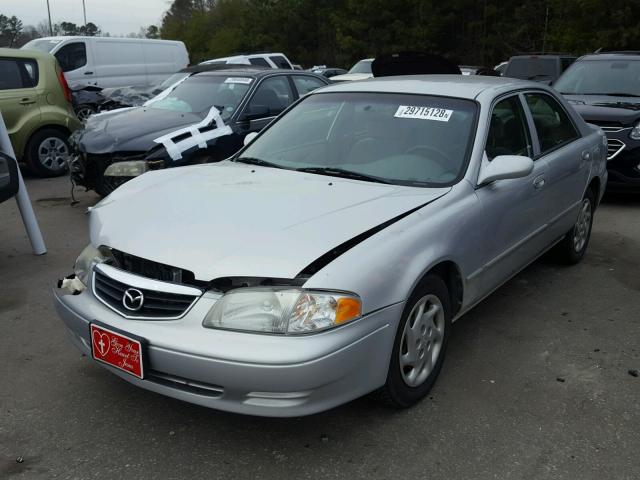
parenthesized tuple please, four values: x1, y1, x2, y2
(90, 162, 450, 280)
(75, 107, 209, 154)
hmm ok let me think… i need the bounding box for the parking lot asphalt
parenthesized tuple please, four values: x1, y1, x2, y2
(1, 175, 639, 480)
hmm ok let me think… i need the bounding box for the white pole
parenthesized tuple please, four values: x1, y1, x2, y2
(0, 114, 47, 255)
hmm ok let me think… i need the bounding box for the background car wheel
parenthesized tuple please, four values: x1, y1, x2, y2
(25, 128, 70, 177)
(379, 274, 452, 408)
(554, 189, 595, 265)
(75, 104, 96, 122)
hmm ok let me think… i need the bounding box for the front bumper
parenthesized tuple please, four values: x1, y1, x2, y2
(603, 131, 640, 192)
(53, 286, 401, 417)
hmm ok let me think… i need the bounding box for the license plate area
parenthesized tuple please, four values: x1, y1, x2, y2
(90, 322, 146, 379)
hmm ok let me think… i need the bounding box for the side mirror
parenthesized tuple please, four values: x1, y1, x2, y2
(0, 152, 19, 204)
(242, 105, 270, 121)
(243, 132, 259, 146)
(477, 155, 534, 186)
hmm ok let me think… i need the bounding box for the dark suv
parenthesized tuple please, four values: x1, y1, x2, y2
(503, 54, 576, 84)
(555, 52, 640, 192)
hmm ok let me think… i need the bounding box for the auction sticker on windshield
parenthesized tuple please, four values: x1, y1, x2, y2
(90, 323, 145, 379)
(225, 77, 253, 84)
(394, 105, 453, 122)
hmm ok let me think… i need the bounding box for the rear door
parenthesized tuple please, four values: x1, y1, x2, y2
(522, 91, 589, 240)
(473, 93, 551, 294)
(0, 57, 41, 152)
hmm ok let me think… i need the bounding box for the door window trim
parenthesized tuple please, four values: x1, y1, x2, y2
(482, 92, 535, 162)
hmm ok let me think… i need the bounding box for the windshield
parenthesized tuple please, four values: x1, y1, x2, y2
(156, 72, 188, 91)
(147, 74, 252, 120)
(554, 59, 640, 96)
(505, 58, 557, 80)
(348, 60, 373, 74)
(237, 92, 477, 187)
(21, 39, 62, 52)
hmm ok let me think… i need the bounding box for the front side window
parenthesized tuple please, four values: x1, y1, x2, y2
(525, 93, 579, 154)
(292, 76, 326, 96)
(246, 76, 294, 118)
(55, 42, 87, 72)
(148, 74, 252, 120)
(554, 59, 640, 96)
(486, 96, 532, 160)
(268, 55, 291, 69)
(237, 92, 478, 187)
(249, 57, 270, 68)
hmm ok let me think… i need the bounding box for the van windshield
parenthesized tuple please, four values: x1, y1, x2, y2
(348, 60, 373, 74)
(21, 39, 63, 53)
(147, 74, 252, 120)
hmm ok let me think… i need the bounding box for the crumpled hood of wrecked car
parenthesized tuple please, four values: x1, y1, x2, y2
(89, 161, 450, 281)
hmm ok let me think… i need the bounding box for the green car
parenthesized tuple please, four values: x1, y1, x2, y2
(0, 47, 81, 177)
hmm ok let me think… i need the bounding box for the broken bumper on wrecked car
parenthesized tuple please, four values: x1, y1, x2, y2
(53, 280, 400, 417)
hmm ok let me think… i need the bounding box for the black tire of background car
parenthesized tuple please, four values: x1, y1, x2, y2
(378, 274, 452, 408)
(553, 188, 595, 265)
(75, 104, 97, 122)
(24, 128, 70, 178)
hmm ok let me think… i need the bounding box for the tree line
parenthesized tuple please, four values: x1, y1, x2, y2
(160, 0, 640, 67)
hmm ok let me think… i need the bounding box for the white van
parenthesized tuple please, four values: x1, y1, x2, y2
(200, 53, 294, 70)
(21, 36, 189, 88)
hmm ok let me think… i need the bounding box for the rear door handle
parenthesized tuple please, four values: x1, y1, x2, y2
(19, 98, 36, 105)
(533, 175, 546, 189)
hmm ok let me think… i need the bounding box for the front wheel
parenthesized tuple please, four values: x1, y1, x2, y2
(554, 189, 595, 265)
(379, 274, 451, 408)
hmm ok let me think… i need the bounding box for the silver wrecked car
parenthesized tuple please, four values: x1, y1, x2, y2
(54, 75, 607, 416)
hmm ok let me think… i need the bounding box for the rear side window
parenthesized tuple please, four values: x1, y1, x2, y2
(486, 96, 532, 160)
(269, 55, 292, 69)
(55, 42, 87, 72)
(0, 58, 38, 90)
(292, 76, 326, 96)
(249, 57, 270, 68)
(525, 93, 579, 154)
(248, 76, 294, 117)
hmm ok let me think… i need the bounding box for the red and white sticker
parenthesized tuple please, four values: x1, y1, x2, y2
(90, 324, 144, 379)
(394, 105, 453, 122)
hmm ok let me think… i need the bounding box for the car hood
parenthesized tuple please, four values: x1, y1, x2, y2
(564, 94, 640, 126)
(90, 162, 450, 281)
(330, 73, 373, 82)
(74, 107, 208, 154)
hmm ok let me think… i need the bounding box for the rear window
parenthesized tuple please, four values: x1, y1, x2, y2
(269, 55, 292, 69)
(55, 42, 87, 72)
(504, 57, 558, 81)
(0, 58, 38, 90)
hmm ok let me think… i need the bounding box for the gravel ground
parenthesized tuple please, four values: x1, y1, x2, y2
(1, 175, 638, 480)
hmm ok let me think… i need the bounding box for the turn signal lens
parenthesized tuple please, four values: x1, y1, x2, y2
(335, 297, 362, 324)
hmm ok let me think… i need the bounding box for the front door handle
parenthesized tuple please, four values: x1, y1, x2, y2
(533, 175, 546, 189)
(84, 71, 94, 75)
(19, 98, 36, 105)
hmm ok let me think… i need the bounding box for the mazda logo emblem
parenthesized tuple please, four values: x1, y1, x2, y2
(122, 288, 144, 312)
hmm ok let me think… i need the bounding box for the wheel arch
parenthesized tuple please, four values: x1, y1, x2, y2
(587, 176, 602, 208)
(413, 260, 464, 317)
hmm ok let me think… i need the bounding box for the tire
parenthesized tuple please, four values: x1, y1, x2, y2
(379, 274, 452, 408)
(24, 128, 70, 177)
(553, 189, 595, 265)
(75, 104, 96, 122)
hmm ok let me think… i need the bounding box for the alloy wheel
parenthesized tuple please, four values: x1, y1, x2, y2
(38, 137, 69, 171)
(572, 198, 592, 253)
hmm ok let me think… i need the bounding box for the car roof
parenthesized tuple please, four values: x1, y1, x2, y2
(190, 68, 322, 79)
(318, 74, 540, 100)
(577, 52, 640, 61)
(0, 47, 54, 60)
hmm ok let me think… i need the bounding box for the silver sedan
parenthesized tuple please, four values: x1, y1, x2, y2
(54, 75, 607, 416)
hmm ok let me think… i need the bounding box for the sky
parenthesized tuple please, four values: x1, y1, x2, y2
(3, 0, 170, 36)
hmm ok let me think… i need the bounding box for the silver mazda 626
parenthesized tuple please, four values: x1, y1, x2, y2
(55, 75, 607, 416)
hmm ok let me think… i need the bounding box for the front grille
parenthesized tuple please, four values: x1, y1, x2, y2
(93, 269, 198, 319)
(110, 249, 200, 286)
(606, 138, 626, 160)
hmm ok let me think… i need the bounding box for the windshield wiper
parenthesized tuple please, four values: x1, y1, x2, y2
(296, 167, 391, 184)
(597, 93, 640, 98)
(234, 157, 285, 169)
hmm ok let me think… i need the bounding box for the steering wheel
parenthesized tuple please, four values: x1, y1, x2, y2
(404, 145, 451, 171)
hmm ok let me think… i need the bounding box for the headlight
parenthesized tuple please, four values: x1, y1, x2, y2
(203, 288, 362, 334)
(630, 122, 640, 140)
(74, 244, 115, 285)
